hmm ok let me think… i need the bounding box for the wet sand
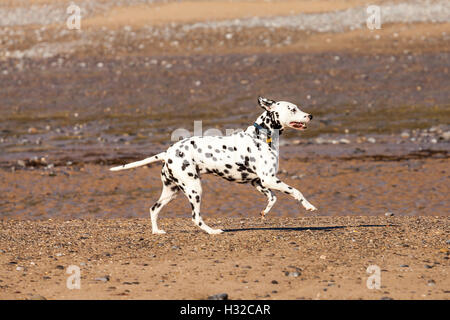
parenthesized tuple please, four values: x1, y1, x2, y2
(1, 157, 449, 219)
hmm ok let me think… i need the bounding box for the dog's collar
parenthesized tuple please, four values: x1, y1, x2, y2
(253, 122, 273, 145)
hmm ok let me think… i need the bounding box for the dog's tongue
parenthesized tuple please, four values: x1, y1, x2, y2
(290, 122, 307, 130)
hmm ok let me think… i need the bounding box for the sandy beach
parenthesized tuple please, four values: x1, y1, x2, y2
(0, 216, 449, 300)
(0, 0, 449, 300)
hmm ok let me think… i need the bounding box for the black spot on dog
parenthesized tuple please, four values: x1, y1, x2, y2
(176, 150, 184, 158)
(225, 164, 232, 169)
(181, 160, 190, 171)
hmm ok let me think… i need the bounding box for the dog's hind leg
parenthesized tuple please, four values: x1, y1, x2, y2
(150, 184, 179, 234)
(252, 179, 276, 220)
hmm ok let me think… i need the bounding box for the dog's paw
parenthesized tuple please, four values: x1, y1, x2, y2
(303, 202, 318, 211)
(208, 229, 224, 235)
(152, 229, 166, 235)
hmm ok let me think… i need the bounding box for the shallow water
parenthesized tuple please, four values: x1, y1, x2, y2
(0, 52, 449, 165)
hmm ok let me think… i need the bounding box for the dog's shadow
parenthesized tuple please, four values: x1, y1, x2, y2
(223, 224, 392, 233)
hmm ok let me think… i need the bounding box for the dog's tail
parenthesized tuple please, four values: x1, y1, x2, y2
(109, 152, 166, 171)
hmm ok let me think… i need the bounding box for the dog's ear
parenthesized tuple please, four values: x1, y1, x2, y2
(258, 96, 276, 111)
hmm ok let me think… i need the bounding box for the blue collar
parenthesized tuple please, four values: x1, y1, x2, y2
(253, 122, 266, 131)
(253, 122, 273, 145)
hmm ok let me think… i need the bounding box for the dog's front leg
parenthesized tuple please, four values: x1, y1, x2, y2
(260, 177, 317, 211)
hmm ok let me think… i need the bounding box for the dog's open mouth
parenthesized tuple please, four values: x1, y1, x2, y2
(289, 121, 307, 130)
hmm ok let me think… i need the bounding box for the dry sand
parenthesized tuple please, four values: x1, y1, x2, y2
(0, 216, 448, 300)
(82, 0, 374, 28)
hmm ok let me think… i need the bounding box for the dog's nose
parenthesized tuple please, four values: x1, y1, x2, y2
(308, 114, 313, 120)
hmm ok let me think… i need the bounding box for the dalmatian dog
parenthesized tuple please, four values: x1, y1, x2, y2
(110, 96, 317, 235)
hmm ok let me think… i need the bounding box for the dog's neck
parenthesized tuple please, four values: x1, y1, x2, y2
(245, 111, 284, 147)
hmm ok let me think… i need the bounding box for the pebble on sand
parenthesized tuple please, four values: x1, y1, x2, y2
(95, 276, 110, 282)
(207, 293, 228, 300)
(285, 271, 300, 277)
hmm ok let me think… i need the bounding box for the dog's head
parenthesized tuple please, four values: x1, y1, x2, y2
(258, 96, 313, 131)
